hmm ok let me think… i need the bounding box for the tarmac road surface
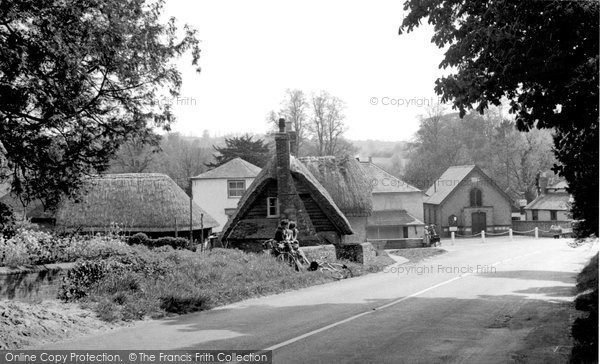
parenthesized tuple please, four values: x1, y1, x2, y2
(41, 237, 597, 364)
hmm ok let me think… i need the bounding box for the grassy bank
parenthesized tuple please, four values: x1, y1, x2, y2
(64, 247, 395, 322)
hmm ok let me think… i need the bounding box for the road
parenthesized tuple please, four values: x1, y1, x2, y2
(41, 237, 597, 363)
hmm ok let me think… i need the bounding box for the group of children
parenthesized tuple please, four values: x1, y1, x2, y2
(272, 219, 310, 266)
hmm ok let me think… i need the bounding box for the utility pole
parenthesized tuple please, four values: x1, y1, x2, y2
(189, 177, 193, 244)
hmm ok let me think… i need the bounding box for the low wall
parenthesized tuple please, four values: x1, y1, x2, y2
(367, 238, 424, 250)
(299, 245, 336, 262)
(336, 243, 377, 265)
(0, 263, 75, 301)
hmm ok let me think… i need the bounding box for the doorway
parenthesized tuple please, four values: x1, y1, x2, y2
(472, 212, 487, 234)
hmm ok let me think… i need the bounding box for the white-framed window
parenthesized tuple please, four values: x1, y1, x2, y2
(227, 180, 246, 198)
(267, 197, 279, 218)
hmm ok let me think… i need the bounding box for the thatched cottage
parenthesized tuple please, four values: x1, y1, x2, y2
(221, 120, 372, 250)
(55, 173, 218, 239)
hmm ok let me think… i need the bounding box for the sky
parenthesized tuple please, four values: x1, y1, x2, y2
(162, 0, 449, 142)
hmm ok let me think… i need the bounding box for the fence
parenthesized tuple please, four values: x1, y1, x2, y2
(449, 223, 572, 243)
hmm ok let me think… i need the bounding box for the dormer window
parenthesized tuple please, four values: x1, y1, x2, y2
(470, 188, 482, 207)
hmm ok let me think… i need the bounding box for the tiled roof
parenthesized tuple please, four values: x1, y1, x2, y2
(191, 158, 261, 179)
(424, 165, 476, 205)
(367, 210, 424, 226)
(525, 193, 570, 211)
(359, 162, 421, 193)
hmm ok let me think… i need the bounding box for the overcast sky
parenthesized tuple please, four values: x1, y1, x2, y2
(162, 0, 449, 141)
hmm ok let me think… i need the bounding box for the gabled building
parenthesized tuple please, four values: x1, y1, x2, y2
(221, 120, 371, 251)
(424, 165, 513, 236)
(359, 160, 424, 240)
(524, 181, 571, 222)
(191, 157, 261, 232)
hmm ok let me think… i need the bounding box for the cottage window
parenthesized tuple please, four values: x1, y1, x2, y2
(470, 188, 482, 207)
(550, 210, 557, 220)
(532, 210, 538, 221)
(227, 180, 246, 198)
(267, 197, 279, 218)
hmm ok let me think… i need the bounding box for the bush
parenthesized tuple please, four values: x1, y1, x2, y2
(64, 235, 131, 261)
(127, 233, 149, 246)
(58, 260, 113, 300)
(0, 228, 71, 266)
(128, 234, 197, 252)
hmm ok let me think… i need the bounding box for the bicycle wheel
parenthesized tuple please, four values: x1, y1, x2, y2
(325, 268, 345, 280)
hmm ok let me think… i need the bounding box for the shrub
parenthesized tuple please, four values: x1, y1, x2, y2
(64, 236, 130, 261)
(0, 228, 71, 266)
(127, 234, 196, 252)
(59, 260, 113, 300)
(127, 233, 149, 246)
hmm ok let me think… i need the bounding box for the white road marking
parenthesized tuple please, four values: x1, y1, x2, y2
(263, 248, 549, 353)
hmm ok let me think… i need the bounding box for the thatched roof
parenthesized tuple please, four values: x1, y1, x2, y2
(55, 173, 218, 232)
(222, 156, 354, 239)
(299, 156, 373, 217)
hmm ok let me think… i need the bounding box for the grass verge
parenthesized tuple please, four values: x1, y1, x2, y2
(65, 247, 395, 322)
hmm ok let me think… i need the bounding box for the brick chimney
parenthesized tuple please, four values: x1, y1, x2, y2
(275, 118, 296, 220)
(285, 121, 298, 156)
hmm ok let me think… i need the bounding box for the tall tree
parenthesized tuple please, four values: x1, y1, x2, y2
(400, 0, 598, 237)
(0, 0, 200, 209)
(109, 136, 161, 173)
(268, 89, 309, 153)
(207, 134, 270, 168)
(308, 91, 348, 156)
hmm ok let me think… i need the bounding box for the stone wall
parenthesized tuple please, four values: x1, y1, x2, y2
(0, 263, 75, 301)
(336, 243, 377, 265)
(299, 244, 336, 262)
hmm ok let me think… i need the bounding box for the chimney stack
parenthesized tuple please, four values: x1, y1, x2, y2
(285, 121, 298, 156)
(275, 118, 296, 220)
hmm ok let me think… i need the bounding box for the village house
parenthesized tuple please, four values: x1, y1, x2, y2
(54, 173, 218, 239)
(191, 157, 261, 232)
(358, 159, 425, 241)
(221, 120, 372, 251)
(423, 165, 513, 237)
(524, 180, 572, 222)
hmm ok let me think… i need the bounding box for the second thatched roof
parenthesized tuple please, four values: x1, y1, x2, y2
(299, 156, 373, 217)
(55, 173, 218, 232)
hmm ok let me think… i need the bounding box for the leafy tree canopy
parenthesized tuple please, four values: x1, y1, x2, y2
(0, 0, 200, 209)
(207, 134, 271, 169)
(400, 0, 598, 237)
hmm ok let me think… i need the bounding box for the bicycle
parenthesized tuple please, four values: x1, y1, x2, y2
(263, 239, 304, 271)
(308, 256, 353, 280)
